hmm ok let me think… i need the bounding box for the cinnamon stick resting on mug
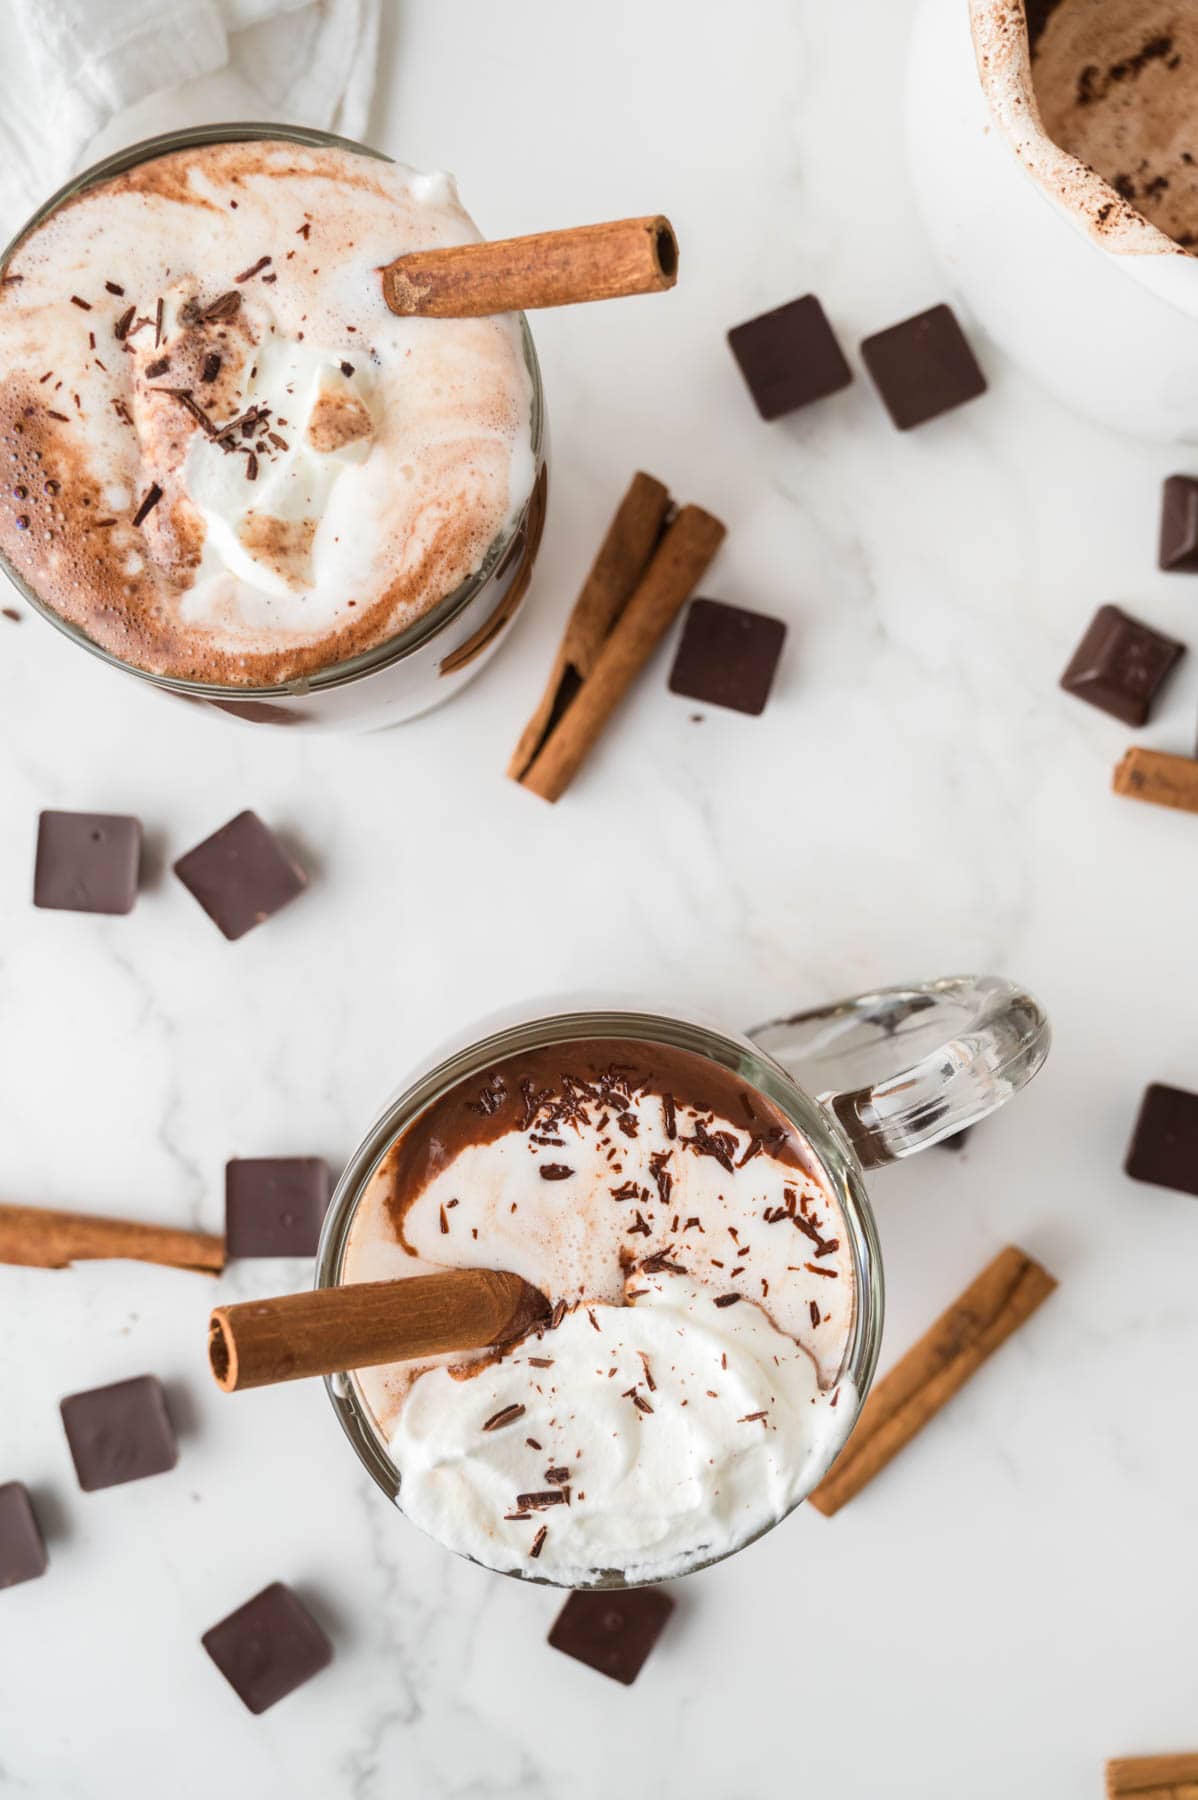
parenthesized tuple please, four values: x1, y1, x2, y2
(509, 474, 726, 802)
(1106, 1753, 1198, 1798)
(0, 1201, 224, 1274)
(382, 216, 678, 317)
(209, 1269, 549, 1392)
(808, 1245, 1056, 1517)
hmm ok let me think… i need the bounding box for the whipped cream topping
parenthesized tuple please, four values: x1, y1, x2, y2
(0, 142, 536, 684)
(343, 1039, 858, 1584)
(392, 1271, 854, 1585)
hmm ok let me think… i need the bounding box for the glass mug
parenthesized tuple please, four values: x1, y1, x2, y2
(316, 974, 1050, 1586)
(0, 124, 547, 733)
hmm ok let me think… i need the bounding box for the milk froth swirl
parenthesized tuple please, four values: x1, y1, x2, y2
(343, 1040, 858, 1585)
(0, 141, 536, 684)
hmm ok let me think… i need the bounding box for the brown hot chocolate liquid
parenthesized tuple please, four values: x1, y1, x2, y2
(1029, 0, 1198, 248)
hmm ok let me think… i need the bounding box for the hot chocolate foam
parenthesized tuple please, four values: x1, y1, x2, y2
(342, 1039, 858, 1584)
(0, 142, 536, 684)
(1030, 1, 1198, 248)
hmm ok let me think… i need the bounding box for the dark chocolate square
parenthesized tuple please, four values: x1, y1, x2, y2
(34, 811, 141, 915)
(727, 295, 852, 421)
(1059, 605, 1184, 726)
(668, 599, 786, 716)
(1159, 475, 1198, 572)
(1125, 1083, 1198, 1197)
(202, 1582, 332, 1714)
(548, 1587, 674, 1685)
(60, 1375, 177, 1492)
(0, 1482, 47, 1588)
(174, 810, 306, 941)
(861, 303, 986, 430)
(225, 1157, 332, 1258)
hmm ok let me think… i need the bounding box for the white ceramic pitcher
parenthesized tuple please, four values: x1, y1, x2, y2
(908, 0, 1198, 442)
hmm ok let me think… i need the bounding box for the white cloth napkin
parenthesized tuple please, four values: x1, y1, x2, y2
(0, 0, 381, 236)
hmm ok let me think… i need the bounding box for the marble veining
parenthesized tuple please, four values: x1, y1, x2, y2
(2, 2, 1197, 1796)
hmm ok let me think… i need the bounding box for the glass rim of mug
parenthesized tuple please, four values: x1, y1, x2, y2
(315, 1006, 886, 1590)
(0, 121, 546, 702)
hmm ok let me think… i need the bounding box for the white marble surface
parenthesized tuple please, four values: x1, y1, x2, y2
(2, 3, 1197, 1795)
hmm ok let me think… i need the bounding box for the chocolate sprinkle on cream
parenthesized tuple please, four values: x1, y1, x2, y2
(202, 290, 242, 323)
(132, 483, 163, 528)
(539, 1164, 573, 1181)
(713, 1293, 742, 1308)
(70, 295, 92, 311)
(235, 255, 272, 283)
(200, 352, 222, 383)
(530, 1525, 548, 1559)
(482, 1404, 526, 1433)
(105, 280, 124, 296)
(516, 1491, 567, 1510)
(113, 305, 135, 340)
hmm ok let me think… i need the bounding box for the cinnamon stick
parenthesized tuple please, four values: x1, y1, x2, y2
(808, 1245, 1057, 1518)
(0, 1202, 223, 1274)
(508, 471, 672, 782)
(514, 501, 726, 802)
(209, 1269, 549, 1393)
(1114, 746, 1198, 816)
(1107, 1755, 1198, 1798)
(382, 216, 678, 318)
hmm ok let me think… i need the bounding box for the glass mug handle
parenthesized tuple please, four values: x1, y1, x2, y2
(748, 975, 1050, 1170)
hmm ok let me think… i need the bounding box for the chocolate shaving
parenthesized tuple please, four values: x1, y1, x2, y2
(45, 410, 69, 422)
(527, 1357, 554, 1369)
(150, 387, 216, 436)
(267, 431, 288, 451)
(105, 281, 125, 296)
(587, 1309, 600, 1332)
(545, 1465, 570, 1484)
(113, 305, 136, 340)
(439, 1204, 449, 1235)
(713, 1294, 741, 1308)
(144, 357, 169, 379)
(805, 1262, 838, 1278)
(70, 295, 92, 311)
(245, 451, 259, 482)
(684, 1120, 737, 1173)
(525, 1437, 542, 1450)
(200, 352, 221, 383)
(638, 1353, 656, 1390)
(809, 1300, 821, 1329)
(202, 291, 242, 323)
(539, 1164, 573, 1181)
(662, 1093, 677, 1139)
(154, 296, 164, 346)
(297, 222, 311, 239)
(738, 1411, 768, 1425)
(622, 1388, 654, 1414)
(516, 1491, 567, 1510)
(548, 1300, 566, 1331)
(736, 1136, 763, 1168)
(235, 255, 272, 283)
(482, 1404, 526, 1433)
(132, 483, 163, 528)
(640, 1247, 687, 1276)
(340, 360, 354, 377)
(530, 1525, 548, 1559)
(504, 1512, 532, 1521)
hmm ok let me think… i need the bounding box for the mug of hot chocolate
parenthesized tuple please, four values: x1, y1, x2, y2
(909, 0, 1198, 441)
(0, 124, 549, 729)
(213, 978, 1048, 1588)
